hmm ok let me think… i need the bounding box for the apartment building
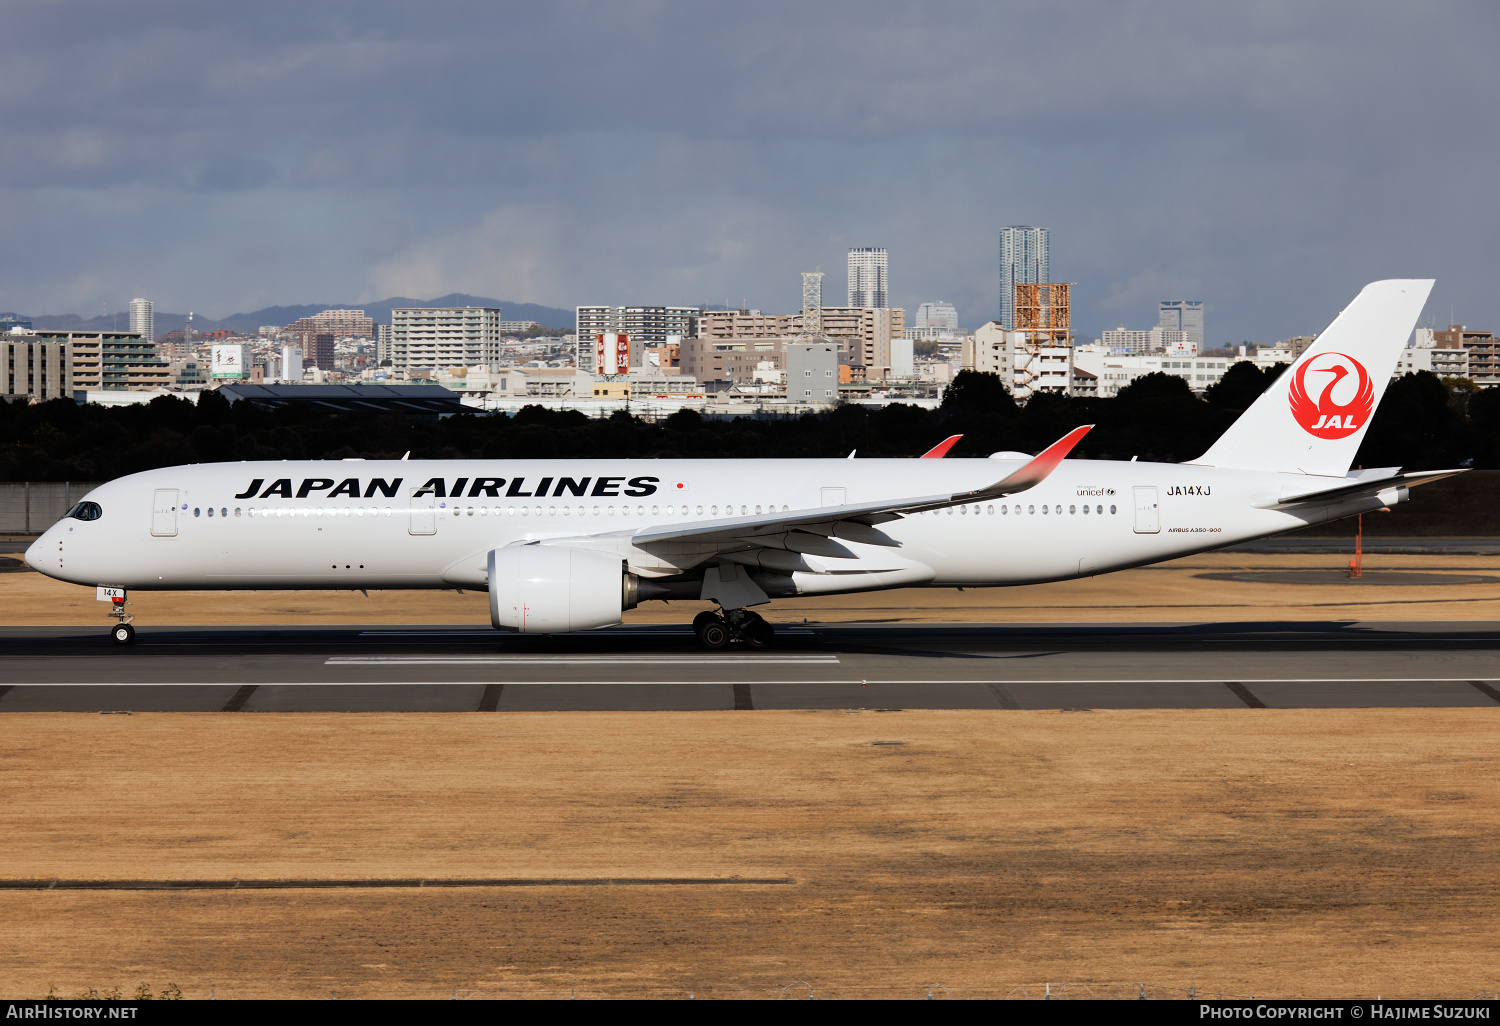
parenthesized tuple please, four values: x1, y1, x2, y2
(1, 337, 71, 400)
(389, 307, 504, 375)
(17, 331, 172, 391)
(575, 306, 699, 349)
(1431, 324, 1499, 381)
(284, 309, 375, 338)
(695, 307, 904, 377)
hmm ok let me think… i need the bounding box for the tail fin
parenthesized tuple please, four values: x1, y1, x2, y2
(1191, 279, 1433, 477)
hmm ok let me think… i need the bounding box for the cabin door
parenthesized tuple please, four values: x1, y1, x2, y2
(409, 492, 437, 535)
(151, 489, 179, 537)
(1132, 485, 1160, 534)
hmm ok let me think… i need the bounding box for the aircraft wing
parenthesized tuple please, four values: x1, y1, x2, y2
(626, 425, 1092, 547)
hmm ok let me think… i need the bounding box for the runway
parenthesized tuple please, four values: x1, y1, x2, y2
(2, 620, 1499, 711)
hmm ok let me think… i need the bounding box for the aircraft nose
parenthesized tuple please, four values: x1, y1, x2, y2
(24, 530, 50, 571)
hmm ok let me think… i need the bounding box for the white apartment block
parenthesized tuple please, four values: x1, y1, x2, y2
(1395, 346, 1468, 378)
(847, 248, 888, 309)
(128, 298, 154, 342)
(961, 321, 1071, 398)
(389, 307, 504, 375)
(1099, 326, 1200, 356)
(1072, 347, 1230, 397)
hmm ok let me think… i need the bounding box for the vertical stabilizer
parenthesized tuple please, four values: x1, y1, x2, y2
(1190, 279, 1433, 477)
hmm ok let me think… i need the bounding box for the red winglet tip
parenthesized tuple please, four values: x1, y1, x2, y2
(920, 434, 963, 458)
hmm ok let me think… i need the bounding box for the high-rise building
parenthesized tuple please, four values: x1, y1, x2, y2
(389, 307, 504, 376)
(1158, 301, 1205, 350)
(999, 227, 1049, 328)
(128, 298, 154, 342)
(915, 301, 959, 333)
(847, 248, 888, 309)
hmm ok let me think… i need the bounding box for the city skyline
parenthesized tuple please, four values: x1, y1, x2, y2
(0, 2, 1493, 346)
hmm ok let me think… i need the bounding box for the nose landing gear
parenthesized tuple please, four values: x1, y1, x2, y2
(107, 594, 135, 645)
(693, 607, 774, 650)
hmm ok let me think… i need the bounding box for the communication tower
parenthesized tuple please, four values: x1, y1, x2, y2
(800, 272, 824, 336)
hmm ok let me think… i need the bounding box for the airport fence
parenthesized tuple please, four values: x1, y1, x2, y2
(0, 482, 103, 533)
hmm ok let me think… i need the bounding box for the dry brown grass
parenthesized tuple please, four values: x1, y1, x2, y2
(6, 550, 1500, 626)
(1, 709, 1499, 999)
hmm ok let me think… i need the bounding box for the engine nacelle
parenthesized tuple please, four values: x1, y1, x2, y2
(488, 545, 638, 633)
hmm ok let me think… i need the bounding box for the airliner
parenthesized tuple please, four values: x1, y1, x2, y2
(26, 280, 1456, 648)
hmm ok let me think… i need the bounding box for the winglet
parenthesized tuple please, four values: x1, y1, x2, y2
(955, 425, 1092, 500)
(921, 435, 963, 458)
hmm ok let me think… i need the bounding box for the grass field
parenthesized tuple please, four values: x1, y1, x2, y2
(1, 709, 1498, 1000)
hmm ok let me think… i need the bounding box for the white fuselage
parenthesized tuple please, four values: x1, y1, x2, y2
(27, 457, 1390, 598)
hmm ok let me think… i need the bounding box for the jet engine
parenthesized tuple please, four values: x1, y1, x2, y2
(488, 545, 639, 633)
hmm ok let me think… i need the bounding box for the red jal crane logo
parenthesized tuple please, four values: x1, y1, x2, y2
(1288, 352, 1374, 439)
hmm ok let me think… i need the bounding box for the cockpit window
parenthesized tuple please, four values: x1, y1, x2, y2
(64, 501, 102, 522)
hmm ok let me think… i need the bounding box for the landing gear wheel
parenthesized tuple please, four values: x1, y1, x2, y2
(744, 618, 774, 649)
(111, 623, 135, 645)
(692, 610, 721, 637)
(698, 620, 730, 649)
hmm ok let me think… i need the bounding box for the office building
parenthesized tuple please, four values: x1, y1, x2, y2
(389, 307, 504, 375)
(285, 309, 375, 338)
(847, 248, 888, 309)
(1158, 301, 1204, 352)
(915, 301, 959, 333)
(0, 337, 71, 400)
(785, 341, 840, 404)
(998, 227, 1049, 328)
(128, 299, 154, 342)
(1072, 348, 1231, 397)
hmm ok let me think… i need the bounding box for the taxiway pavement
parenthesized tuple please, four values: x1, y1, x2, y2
(1, 621, 1498, 712)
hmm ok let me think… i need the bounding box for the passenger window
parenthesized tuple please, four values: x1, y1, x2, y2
(1110, 504, 1117, 514)
(1097, 505, 1103, 514)
(1027, 505, 1034, 514)
(1082, 504, 1089, 515)
(194, 508, 201, 517)
(1069, 505, 1076, 514)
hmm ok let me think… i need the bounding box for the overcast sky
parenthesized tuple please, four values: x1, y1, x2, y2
(2, 0, 1495, 343)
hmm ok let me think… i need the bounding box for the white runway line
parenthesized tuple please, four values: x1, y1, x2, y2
(325, 655, 841, 666)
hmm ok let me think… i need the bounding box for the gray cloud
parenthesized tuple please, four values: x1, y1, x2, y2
(0, 0, 1495, 342)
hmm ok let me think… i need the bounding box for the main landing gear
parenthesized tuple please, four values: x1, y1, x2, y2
(693, 608, 774, 650)
(107, 594, 135, 645)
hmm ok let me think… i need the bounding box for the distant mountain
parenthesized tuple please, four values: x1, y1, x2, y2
(4, 295, 577, 336)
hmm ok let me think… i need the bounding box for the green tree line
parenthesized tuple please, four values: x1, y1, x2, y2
(0, 363, 1489, 482)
